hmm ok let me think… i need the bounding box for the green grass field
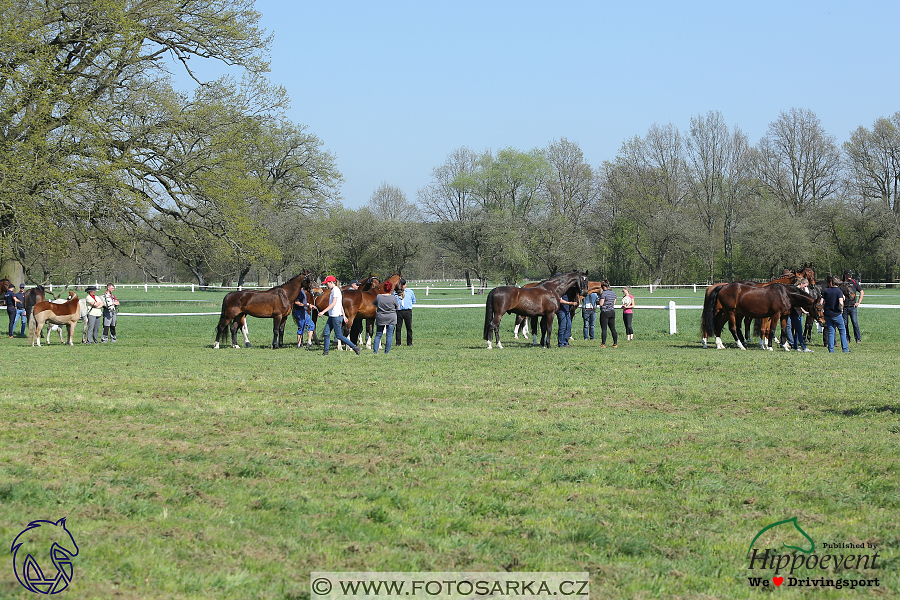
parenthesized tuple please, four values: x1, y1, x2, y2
(1, 285, 898, 599)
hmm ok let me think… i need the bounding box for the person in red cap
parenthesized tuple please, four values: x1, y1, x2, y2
(320, 275, 361, 356)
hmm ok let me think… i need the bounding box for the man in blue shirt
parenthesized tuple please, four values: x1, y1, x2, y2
(394, 279, 416, 347)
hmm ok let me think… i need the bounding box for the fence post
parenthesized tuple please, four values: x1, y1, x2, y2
(693, 284, 697, 293)
(669, 301, 677, 335)
(426, 286, 429, 296)
(471, 285, 475, 295)
(191, 284, 195, 293)
(144, 284, 148, 292)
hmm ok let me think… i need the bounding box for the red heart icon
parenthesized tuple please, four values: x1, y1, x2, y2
(773, 577, 783, 586)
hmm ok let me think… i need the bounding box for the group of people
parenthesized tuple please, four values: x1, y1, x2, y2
(4, 283, 27, 337)
(821, 270, 864, 353)
(4, 282, 119, 343)
(84, 284, 120, 344)
(291, 276, 416, 355)
(557, 282, 635, 348)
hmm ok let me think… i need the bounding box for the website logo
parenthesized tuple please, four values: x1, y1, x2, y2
(11, 518, 79, 595)
(745, 516, 881, 591)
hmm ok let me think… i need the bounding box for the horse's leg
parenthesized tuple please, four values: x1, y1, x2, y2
(271, 316, 281, 349)
(241, 317, 251, 348)
(67, 322, 75, 346)
(512, 315, 521, 339)
(530, 315, 539, 345)
(780, 314, 791, 351)
(228, 320, 241, 348)
(365, 318, 374, 349)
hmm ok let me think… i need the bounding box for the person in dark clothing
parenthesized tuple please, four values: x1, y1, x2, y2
(822, 275, 850, 353)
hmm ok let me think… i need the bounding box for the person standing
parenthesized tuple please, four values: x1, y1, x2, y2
(394, 279, 416, 347)
(580, 289, 598, 340)
(598, 281, 618, 348)
(556, 289, 577, 347)
(373, 281, 400, 354)
(84, 286, 103, 344)
(293, 286, 315, 348)
(320, 275, 361, 356)
(621, 286, 635, 341)
(5, 284, 19, 338)
(822, 275, 850, 353)
(101, 283, 120, 343)
(841, 270, 864, 344)
(13, 284, 27, 337)
(788, 278, 812, 352)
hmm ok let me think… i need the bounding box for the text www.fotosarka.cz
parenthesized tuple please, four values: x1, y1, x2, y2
(311, 572, 589, 599)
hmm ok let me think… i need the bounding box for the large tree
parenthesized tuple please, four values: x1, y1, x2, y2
(753, 108, 841, 216)
(1, 0, 339, 283)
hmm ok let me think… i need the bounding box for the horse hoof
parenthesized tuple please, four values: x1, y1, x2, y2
(245, 342, 251, 348)
(232, 344, 240, 349)
(213, 342, 220, 349)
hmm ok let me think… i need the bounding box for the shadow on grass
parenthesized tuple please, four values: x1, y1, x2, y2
(823, 405, 900, 416)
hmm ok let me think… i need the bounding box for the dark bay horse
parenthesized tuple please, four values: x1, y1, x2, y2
(24, 285, 46, 322)
(700, 266, 816, 348)
(704, 282, 823, 350)
(513, 279, 604, 340)
(483, 270, 588, 349)
(214, 270, 314, 349)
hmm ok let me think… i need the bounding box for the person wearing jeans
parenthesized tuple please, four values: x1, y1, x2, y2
(373, 281, 400, 354)
(320, 275, 361, 356)
(822, 275, 849, 353)
(581, 291, 597, 340)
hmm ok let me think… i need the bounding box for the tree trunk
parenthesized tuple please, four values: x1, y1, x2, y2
(0, 259, 25, 285)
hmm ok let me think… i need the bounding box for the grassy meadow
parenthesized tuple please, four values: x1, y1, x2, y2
(1, 284, 898, 599)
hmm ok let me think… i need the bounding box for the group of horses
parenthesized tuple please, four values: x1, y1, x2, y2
(482, 270, 590, 349)
(700, 265, 856, 351)
(213, 270, 403, 350)
(0, 278, 90, 346)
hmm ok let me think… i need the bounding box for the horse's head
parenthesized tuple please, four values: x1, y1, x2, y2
(380, 273, 402, 293)
(302, 272, 324, 298)
(799, 265, 816, 286)
(67, 291, 77, 300)
(12, 518, 79, 594)
(578, 272, 589, 295)
(359, 274, 379, 292)
(0, 277, 11, 294)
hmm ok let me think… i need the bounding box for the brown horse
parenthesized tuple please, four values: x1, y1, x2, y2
(312, 273, 402, 349)
(214, 270, 314, 349)
(29, 292, 81, 346)
(513, 279, 604, 341)
(483, 270, 588, 349)
(24, 285, 47, 322)
(704, 282, 824, 350)
(700, 266, 816, 348)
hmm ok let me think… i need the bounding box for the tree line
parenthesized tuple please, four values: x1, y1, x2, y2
(3, 1, 898, 288)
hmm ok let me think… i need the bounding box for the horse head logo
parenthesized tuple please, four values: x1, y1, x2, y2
(746, 516, 814, 558)
(11, 518, 79, 594)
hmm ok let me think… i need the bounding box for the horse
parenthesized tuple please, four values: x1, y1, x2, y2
(214, 270, 314, 349)
(29, 292, 81, 346)
(24, 285, 46, 323)
(483, 270, 588, 349)
(44, 295, 86, 344)
(704, 282, 824, 350)
(700, 266, 816, 348)
(513, 279, 604, 341)
(312, 272, 402, 350)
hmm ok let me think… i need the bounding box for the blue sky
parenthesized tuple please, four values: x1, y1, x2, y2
(176, 0, 899, 209)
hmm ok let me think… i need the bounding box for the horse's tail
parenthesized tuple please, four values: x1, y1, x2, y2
(483, 290, 495, 341)
(702, 285, 721, 338)
(27, 306, 37, 344)
(753, 318, 763, 339)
